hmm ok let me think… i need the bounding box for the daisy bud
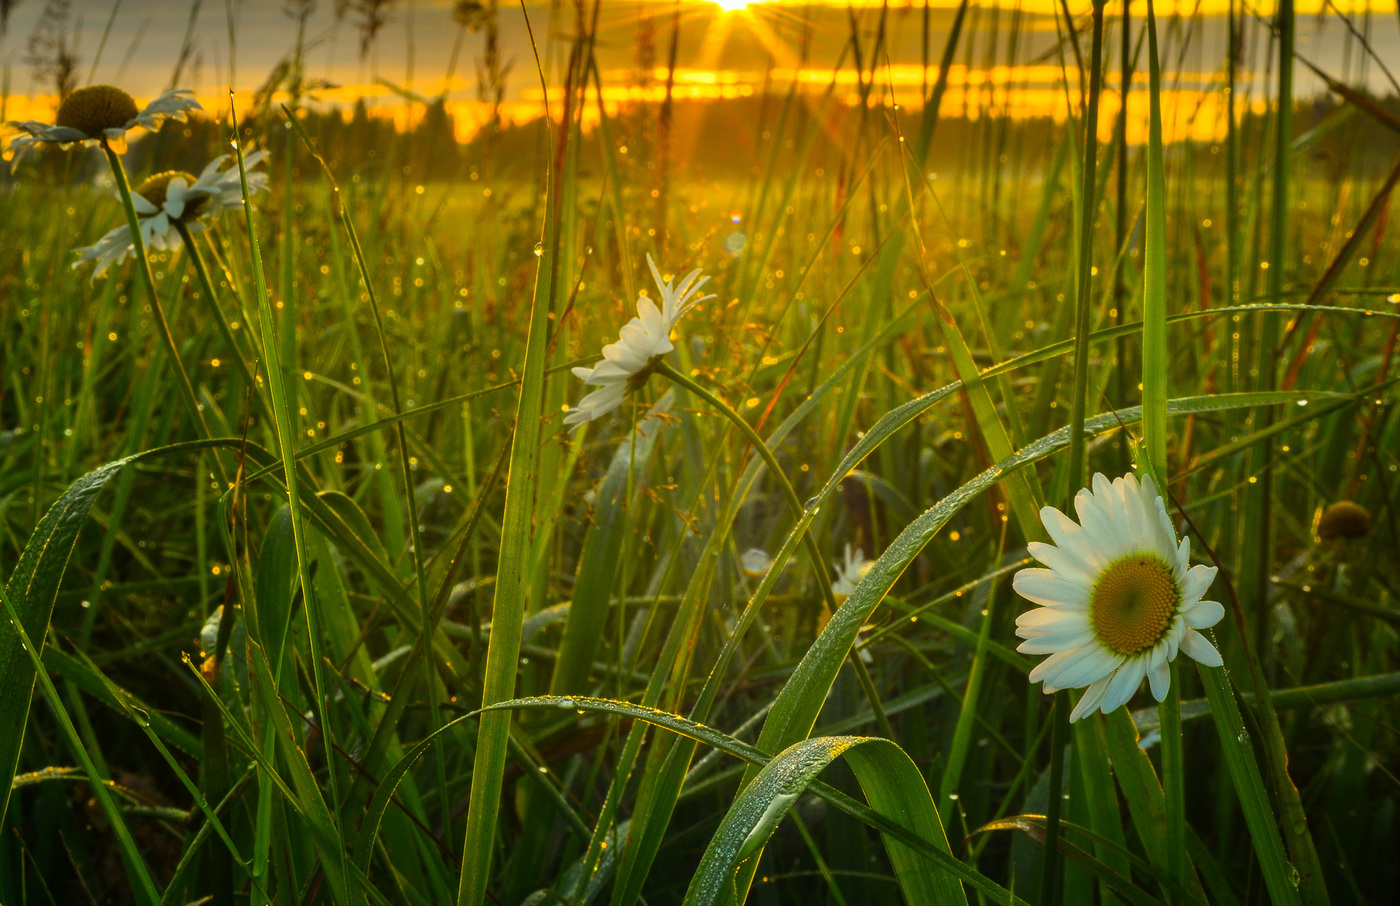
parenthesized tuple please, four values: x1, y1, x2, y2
(1317, 501, 1371, 541)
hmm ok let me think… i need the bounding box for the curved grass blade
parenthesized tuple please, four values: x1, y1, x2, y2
(683, 736, 967, 906)
(457, 9, 559, 901)
(974, 816, 1194, 906)
(230, 101, 354, 901)
(748, 389, 1338, 764)
(478, 696, 1023, 906)
(0, 581, 162, 905)
(1, 453, 135, 825)
(1196, 656, 1304, 906)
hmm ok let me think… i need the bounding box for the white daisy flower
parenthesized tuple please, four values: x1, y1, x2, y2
(831, 544, 877, 663)
(564, 255, 714, 429)
(831, 544, 875, 599)
(739, 548, 773, 578)
(4, 85, 201, 160)
(1012, 472, 1225, 722)
(74, 151, 270, 278)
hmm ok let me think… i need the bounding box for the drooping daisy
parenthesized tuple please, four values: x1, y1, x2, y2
(740, 548, 773, 578)
(74, 150, 270, 278)
(830, 543, 877, 662)
(1012, 472, 1225, 722)
(831, 544, 875, 599)
(4, 85, 201, 160)
(564, 255, 714, 428)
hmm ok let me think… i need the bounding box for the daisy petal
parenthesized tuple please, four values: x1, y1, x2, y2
(1070, 675, 1113, 721)
(1182, 599, 1225, 630)
(1180, 629, 1223, 667)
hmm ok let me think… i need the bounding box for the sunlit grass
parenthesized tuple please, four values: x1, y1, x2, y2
(2, 1, 1399, 905)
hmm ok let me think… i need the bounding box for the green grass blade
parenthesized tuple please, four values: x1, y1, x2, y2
(551, 399, 667, 696)
(1141, 0, 1169, 485)
(457, 10, 558, 901)
(229, 103, 356, 905)
(1196, 656, 1303, 906)
(0, 582, 162, 905)
(683, 737, 968, 906)
(0, 454, 134, 825)
(480, 696, 1022, 905)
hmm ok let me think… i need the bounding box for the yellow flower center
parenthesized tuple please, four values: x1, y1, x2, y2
(1090, 554, 1179, 655)
(55, 85, 139, 138)
(137, 171, 204, 220)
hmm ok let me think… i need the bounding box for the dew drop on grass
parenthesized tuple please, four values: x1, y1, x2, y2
(557, 698, 576, 710)
(533, 242, 544, 257)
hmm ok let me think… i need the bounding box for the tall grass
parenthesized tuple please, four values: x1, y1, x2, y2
(2, 1, 1400, 904)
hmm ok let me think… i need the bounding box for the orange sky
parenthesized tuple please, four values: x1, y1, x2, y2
(2, 0, 1393, 144)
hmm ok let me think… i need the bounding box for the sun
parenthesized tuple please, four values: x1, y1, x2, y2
(713, 0, 749, 10)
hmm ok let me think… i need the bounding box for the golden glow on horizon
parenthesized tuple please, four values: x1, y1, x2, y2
(0, 54, 1326, 149)
(685, 0, 1397, 13)
(712, 0, 750, 10)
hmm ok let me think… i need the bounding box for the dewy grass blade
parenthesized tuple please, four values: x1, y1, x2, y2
(1196, 657, 1303, 906)
(1140, 0, 1169, 488)
(683, 736, 967, 906)
(730, 390, 1315, 900)
(228, 98, 355, 904)
(281, 103, 450, 847)
(0, 582, 163, 906)
(1043, 3, 1107, 901)
(0, 454, 134, 825)
(457, 7, 556, 902)
(1142, 3, 1187, 899)
(481, 697, 1016, 905)
(67, 644, 257, 890)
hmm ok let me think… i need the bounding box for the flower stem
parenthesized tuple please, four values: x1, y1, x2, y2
(654, 361, 900, 738)
(655, 359, 834, 607)
(103, 142, 226, 486)
(174, 221, 263, 398)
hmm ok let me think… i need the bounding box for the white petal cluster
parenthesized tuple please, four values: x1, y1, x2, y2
(5, 89, 201, 160)
(74, 151, 270, 278)
(1012, 472, 1225, 722)
(830, 543, 877, 663)
(831, 544, 875, 598)
(740, 548, 774, 578)
(564, 255, 714, 429)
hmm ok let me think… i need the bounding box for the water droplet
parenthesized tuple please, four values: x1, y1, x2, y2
(557, 697, 576, 709)
(533, 242, 544, 257)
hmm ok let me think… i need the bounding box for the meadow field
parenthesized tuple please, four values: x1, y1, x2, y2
(2, 0, 1399, 903)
